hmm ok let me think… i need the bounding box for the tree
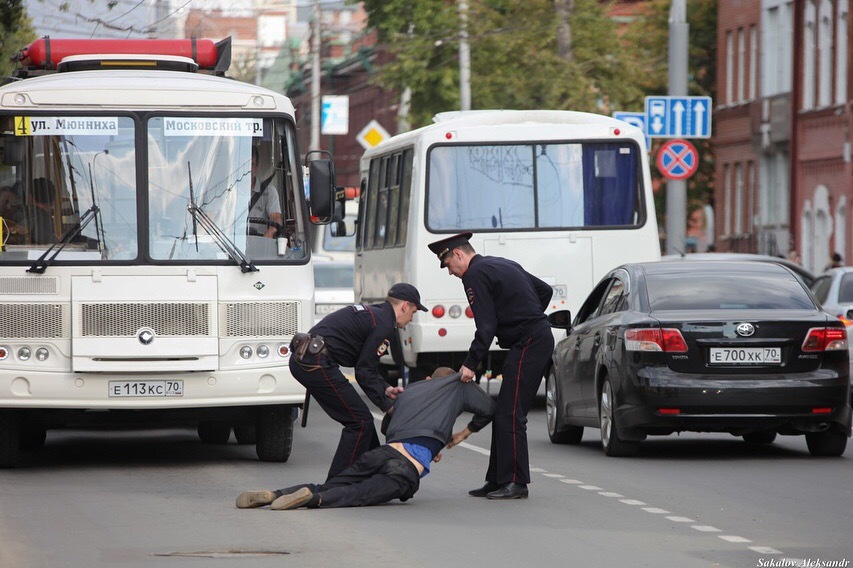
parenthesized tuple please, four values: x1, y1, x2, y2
(360, 0, 644, 127)
(0, 0, 35, 77)
(623, 0, 717, 236)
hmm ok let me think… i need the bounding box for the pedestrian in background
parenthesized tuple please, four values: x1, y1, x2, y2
(427, 232, 553, 500)
(290, 283, 427, 480)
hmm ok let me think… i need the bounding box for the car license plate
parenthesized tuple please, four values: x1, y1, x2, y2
(108, 380, 184, 397)
(709, 347, 782, 365)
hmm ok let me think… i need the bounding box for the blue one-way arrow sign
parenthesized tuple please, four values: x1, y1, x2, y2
(644, 96, 712, 139)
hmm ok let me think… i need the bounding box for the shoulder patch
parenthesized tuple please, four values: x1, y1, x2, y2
(466, 287, 475, 305)
(352, 305, 366, 311)
(376, 338, 391, 357)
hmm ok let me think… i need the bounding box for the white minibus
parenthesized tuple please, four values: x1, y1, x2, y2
(352, 110, 661, 382)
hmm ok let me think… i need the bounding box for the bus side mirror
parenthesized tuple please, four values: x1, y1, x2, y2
(547, 310, 572, 331)
(307, 157, 335, 223)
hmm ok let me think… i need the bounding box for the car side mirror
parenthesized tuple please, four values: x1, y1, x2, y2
(846, 309, 853, 320)
(548, 310, 572, 331)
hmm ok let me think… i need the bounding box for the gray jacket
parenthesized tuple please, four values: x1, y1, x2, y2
(384, 373, 496, 445)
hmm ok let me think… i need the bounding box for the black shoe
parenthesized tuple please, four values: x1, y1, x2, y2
(468, 482, 502, 497)
(486, 483, 528, 500)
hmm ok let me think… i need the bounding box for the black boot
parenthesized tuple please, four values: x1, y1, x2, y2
(468, 481, 502, 497)
(486, 482, 528, 500)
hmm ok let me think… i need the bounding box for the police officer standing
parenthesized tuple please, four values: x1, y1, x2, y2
(291, 283, 427, 480)
(428, 233, 553, 500)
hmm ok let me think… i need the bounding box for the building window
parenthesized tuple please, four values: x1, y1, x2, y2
(727, 31, 734, 104)
(837, 0, 849, 105)
(737, 28, 746, 102)
(803, 0, 816, 109)
(762, 2, 794, 96)
(818, 0, 833, 107)
(735, 163, 743, 234)
(724, 164, 732, 235)
(747, 161, 756, 234)
(749, 25, 758, 99)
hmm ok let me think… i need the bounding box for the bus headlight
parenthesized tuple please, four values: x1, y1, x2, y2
(35, 348, 49, 361)
(239, 346, 253, 359)
(18, 347, 31, 361)
(257, 345, 270, 358)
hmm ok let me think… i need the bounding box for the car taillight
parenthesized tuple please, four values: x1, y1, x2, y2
(837, 314, 853, 326)
(625, 328, 688, 353)
(802, 327, 848, 352)
(432, 305, 445, 318)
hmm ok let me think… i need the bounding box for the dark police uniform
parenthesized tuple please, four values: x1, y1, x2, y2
(291, 302, 398, 481)
(463, 254, 554, 486)
(428, 232, 553, 489)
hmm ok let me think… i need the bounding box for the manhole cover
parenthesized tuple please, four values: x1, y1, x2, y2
(155, 550, 291, 558)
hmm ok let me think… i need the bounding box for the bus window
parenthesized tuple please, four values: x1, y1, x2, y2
(426, 142, 642, 232)
(397, 148, 413, 246)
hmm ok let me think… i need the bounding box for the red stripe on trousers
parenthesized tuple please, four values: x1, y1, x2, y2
(511, 337, 531, 483)
(320, 363, 364, 466)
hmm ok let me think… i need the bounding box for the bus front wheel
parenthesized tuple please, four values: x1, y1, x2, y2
(255, 406, 294, 462)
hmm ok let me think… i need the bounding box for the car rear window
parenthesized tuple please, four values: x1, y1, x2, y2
(646, 272, 815, 310)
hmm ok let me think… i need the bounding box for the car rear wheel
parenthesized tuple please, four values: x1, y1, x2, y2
(198, 421, 231, 444)
(742, 431, 777, 444)
(546, 368, 583, 444)
(599, 380, 640, 457)
(805, 427, 848, 457)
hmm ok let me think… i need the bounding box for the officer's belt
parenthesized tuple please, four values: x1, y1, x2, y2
(290, 333, 327, 362)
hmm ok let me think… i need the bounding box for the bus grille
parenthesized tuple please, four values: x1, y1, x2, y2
(80, 303, 212, 337)
(221, 302, 299, 337)
(0, 277, 59, 295)
(0, 303, 67, 338)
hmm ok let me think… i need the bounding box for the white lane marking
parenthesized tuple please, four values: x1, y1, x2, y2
(619, 499, 647, 506)
(719, 536, 751, 543)
(579, 485, 603, 490)
(666, 516, 696, 523)
(749, 547, 783, 555)
(692, 525, 722, 533)
(530, 468, 548, 473)
(598, 492, 624, 498)
(457, 442, 490, 456)
(642, 507, 670, 514)
(560, 479, 584, 484)
(542, 473, 564, 478)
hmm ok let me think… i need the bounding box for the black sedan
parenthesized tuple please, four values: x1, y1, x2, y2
(545, 260, 851, 457)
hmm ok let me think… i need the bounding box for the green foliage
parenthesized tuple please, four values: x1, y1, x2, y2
(0, 0, 35, 77)
(360, 0, 644, 127)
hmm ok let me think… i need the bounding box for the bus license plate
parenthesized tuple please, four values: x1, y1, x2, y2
(709, 347, 781, 365)
(108, 380, 184, 397)
(551, 285, 567, 301)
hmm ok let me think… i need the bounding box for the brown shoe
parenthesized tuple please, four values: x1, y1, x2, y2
(271, 487, 314, 511)
(235, 490, 276, 509)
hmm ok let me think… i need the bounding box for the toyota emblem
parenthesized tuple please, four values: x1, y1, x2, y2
(735, 323, 755, 337)
(138, 328, 156, 345)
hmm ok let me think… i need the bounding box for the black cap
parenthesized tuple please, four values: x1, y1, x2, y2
(427, 232, 473, 267)
(388, 283, 428, 311)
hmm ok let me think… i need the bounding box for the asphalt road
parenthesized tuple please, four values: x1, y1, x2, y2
(0, 400, 850, 568)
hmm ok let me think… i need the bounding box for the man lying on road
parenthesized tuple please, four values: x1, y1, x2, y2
(235, 367, 495, 510)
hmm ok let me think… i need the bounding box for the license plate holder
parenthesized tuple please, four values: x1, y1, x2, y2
(108, 380, 184, 397)
(708, 347, 782, 365)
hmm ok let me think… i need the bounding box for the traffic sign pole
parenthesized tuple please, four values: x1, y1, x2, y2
(665, 0, 688, 255)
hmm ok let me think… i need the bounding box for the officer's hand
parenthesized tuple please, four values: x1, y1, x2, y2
(385, 386, 404, 399)
(446, 427, 471, 449)
(459, 366, 475, 383)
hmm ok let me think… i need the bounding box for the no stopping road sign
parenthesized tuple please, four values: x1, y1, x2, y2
(656, 139, 698, 180)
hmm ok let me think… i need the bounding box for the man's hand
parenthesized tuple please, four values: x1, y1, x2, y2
(432, 452, 442, 463)
(385, 386, 404, 400)
(459, 365, 476, 383)
(446, 427, 471, 449)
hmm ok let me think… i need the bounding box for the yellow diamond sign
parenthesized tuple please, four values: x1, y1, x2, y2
(356, 119, 390, 150)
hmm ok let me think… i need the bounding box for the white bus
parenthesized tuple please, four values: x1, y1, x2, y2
(352, 110, 660, 382)
(0, 38, 339, 467)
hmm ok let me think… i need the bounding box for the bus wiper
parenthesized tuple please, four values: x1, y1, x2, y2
(186, 162, 258, 273)
(27, 205, 100, 274)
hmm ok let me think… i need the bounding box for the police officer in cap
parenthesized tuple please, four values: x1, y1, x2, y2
(428, 232, 553, 500)
(291, 283, 427, 480)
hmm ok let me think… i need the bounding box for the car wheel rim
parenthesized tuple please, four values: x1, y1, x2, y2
(600, 382, 612, 447)
(546, 372, 557, 435)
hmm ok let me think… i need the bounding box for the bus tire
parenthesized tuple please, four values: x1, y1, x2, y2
(20, 426, 47, 451)
(234, 425, 257, 445)
(255, 406, 294, 462)
(0, 411, 22, 469)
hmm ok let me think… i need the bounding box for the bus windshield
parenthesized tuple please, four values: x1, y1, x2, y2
(427, 142, 642, 231)
(147, 116, 307, 263)
(0, 115, 138, 262)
